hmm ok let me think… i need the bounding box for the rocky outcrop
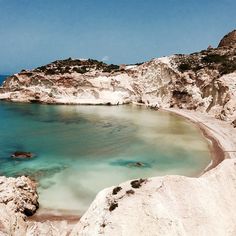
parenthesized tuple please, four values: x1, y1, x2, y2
(11, 151, 34, 159)
(218, 30, 236, 48)
(0, 176, 38, 216)
(232, 119, 236, 128)
(0, 59, 136, 105)
(72, 158, 236, 236)
(0, 176, 38, 235)
(0, 32, 236, 124)
(0, 30, 236, 235)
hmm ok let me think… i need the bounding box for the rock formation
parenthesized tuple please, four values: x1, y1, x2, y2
(11, 151, 34, 159)
(0, 176, 38, 235)
(218, 29, 236, 48)
(72, 159, 236, 236)
(0, 30, 236, 235)
(0, 33, 236, 125)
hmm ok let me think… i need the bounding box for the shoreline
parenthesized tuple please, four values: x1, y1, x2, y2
(28, 213, 80, 224)
(198, 123, 226, 172)
(26, 106, 234, 224)
(163, 108, 235, 172)
(161, 108, 228, 173)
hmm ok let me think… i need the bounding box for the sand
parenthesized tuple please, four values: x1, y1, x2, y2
(165, 108, 236, 159)
(26, 107, 236, 228)
(75, 109, 236, 236)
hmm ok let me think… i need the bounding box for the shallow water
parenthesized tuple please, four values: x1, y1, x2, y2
(0, 102, 210, 213)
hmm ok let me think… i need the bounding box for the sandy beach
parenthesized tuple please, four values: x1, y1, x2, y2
(165, 108, 236, 157)
(75, 108, 236, 236)
(26, 107, 236, 226)
(163, 108, 236, 173)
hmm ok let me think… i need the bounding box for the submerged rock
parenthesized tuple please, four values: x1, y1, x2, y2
(11, 151, 35, 159)
(128, 161, 146, 167)
(16, 165, 67, 182)
(110, 159, 151, 168)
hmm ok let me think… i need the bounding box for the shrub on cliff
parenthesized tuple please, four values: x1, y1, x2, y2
(45, 68, 56, 75)
(178, 63, 192, 72)
(201, 54, 227, 64)
(103, 64, 120, 72)
(73, 66, 87, 74)
(219, 60, 236, 75)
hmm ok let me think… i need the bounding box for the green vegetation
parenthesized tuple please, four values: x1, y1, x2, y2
(219, 60, 236, 75)
(73, 66, 87, 74)
(201, 54, 228, 63)
(102, 64, 120, 73)
(178, 63, 192, 72)
(177, 50, 236, 75)
(34, 58, 121, 75)
(201, 53, 236, 75)
(45, 69, 56, 75)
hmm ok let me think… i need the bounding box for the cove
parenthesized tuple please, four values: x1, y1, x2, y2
(0, 102, 210, 214)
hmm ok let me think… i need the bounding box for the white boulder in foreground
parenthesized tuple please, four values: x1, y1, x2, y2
(0, 176, 38, 235)
(72, 159, 236, 236)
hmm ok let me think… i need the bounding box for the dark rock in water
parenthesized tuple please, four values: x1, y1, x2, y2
(127, 161, 148, 168)
(11, 151, 34, 159)
(110, 159, 151, 168)
(16, 165, 67, 183)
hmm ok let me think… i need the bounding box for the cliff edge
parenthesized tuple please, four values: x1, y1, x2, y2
(0, 30, 236, 235)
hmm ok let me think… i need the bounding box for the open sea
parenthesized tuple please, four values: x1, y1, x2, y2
(0, 100, 211, 214)
(0, 75, 8, 85)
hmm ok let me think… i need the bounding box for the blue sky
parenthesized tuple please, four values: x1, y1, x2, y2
(0, 0, 235, 74)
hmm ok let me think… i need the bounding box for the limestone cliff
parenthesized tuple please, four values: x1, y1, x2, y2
(0, 30, 236, 235)
(0, 33, 236, 124)
(73, 159, 236, 236)
(218, 29, 236, 48)
(0, 176, 38, 235)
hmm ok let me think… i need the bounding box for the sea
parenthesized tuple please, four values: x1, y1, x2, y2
(0, 75, 8, 85)
(0, 100, 211, 214)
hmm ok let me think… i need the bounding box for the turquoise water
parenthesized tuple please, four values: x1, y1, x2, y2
(0, 102, 210, 213)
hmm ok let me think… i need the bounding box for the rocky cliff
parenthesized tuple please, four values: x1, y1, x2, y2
(0, 176, 38, 235)
(0, 31, 236, 235)
(73, 158, 236, 236)
(0, 33, 236, 125)
(218, 29, 236, 48)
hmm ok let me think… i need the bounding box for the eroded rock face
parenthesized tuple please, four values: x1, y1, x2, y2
(218, 30, 236, 48)
(0, 31, 235, 235)
(72, 159, 236, 236)
(232, 119, 236, 128)
(0, 176, 38, 216)
(0, 40, 235, 124)
(0, 176, 39, 235)
(11, 151, 35, 159)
